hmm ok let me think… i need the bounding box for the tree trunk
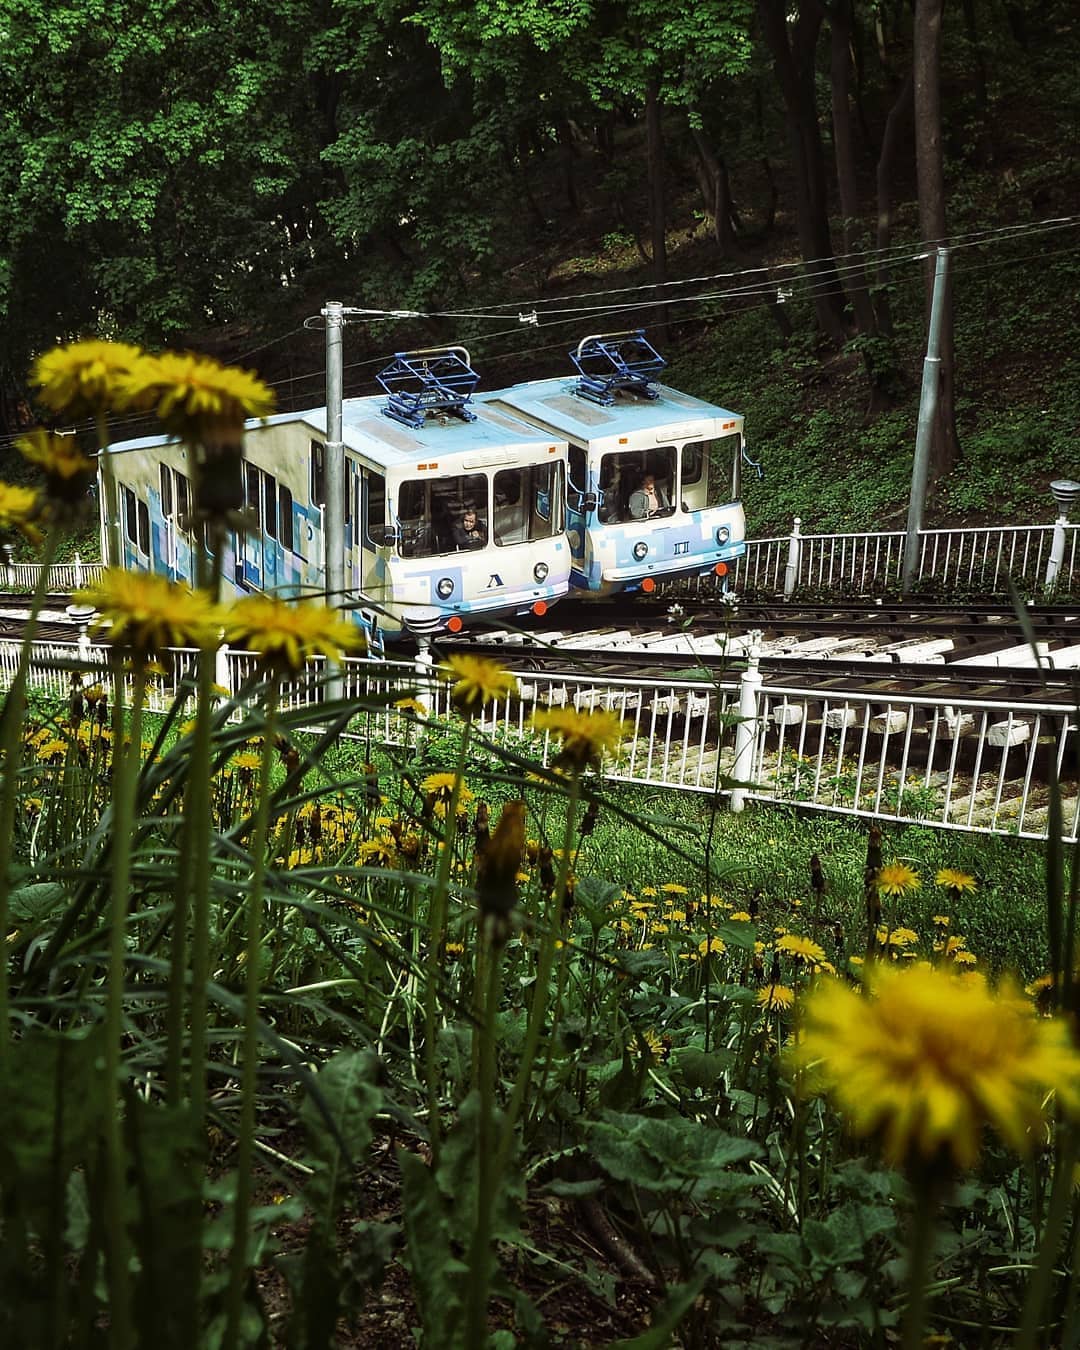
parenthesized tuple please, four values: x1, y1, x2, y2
(690, 127, 740, 256)
(645, 76, 669, 334)
(913, 0, 960, 478)
(874, 69, 914, 336)
(829, 1, 876, 335)
(960, 0, 994, 164)
(757, 0, 847, 343)
(555, 117, 579, 212)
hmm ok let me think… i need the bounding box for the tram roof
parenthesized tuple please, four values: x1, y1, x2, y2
(482, 377, 740, 439)
(105, 396, 560, 464)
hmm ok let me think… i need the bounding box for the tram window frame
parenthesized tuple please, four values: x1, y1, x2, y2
(123, 485, 138, 548)
(278, 483, 295, 553)
(310, 440, 326, 508)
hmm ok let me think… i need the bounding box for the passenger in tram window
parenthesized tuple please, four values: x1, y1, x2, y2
(629, 472, 670, 519)
(451, 505, 486, 550)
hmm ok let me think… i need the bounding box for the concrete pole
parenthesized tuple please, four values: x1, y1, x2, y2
(1045, 514, 1068, 591)
(902, 247, 950, 595)
(323, 300, 346, 703)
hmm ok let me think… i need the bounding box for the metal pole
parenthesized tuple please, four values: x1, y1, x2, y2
(323, 300, 346, 701)
(902, 247, 950, 595)
(729, 633, 762, 814)
(783, 517, 802, 599)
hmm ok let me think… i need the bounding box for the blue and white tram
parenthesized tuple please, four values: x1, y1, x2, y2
(483, 331, 746, 597)
(105, 350, 571, 640)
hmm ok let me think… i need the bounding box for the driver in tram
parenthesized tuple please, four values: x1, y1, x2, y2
(451, 505, 486, 550)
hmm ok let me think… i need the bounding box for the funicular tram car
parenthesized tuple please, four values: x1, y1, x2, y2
(105, 348, 572, 641)
(483, 331, 747, 597)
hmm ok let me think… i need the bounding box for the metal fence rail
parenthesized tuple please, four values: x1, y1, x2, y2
(5, 514, 1080, 601)
(6, 637, 1076, 842)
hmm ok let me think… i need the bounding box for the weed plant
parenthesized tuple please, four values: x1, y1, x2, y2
(2, 343, 1080, 1348)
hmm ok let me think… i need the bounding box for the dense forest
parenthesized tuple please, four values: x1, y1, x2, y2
(1, 0, 1078, 533)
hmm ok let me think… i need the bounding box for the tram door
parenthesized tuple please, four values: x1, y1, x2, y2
(565, 445, 589, 576)
(354, 467, 389, 611)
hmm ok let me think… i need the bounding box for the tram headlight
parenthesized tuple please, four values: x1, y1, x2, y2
(715, 525, 731, 545)
(632, 541, 649, 561)
(436, 576, 455, 600)
(533, 561, 549, 583)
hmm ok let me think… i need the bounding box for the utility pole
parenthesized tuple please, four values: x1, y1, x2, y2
(323, 300, 347, 702)
(901, 247, 950, 595)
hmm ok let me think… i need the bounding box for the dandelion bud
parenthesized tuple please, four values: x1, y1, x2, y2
(579, 798, 600, 836)
(810, 854, 825, 896)
(477, 799, 526, 942)
(310, 805, 322, 844)
(539, 845, 555, 895)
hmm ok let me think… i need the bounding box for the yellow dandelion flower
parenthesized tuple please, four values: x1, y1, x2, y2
(936, 868, 976, 894)
(224, 595, 364, 675)
(932, 914, 951, 928)
(233, 752, 262, 774)
(729, 911, 753, 923)
(358, 837, 396, 867)
(530, 706, 627, 772)
(791, 964, 1080, 1170)
(885, 927, 919, 948)
(757, 984, 795, 1013)
(698, 936, 726, 957)
(394, 696, 426, 717)
(667, 909, 687, 923)
(776, 933, 827, 965)
(661, 882, 688, 895)
(421, 771, 464, 797)
(652, 922, 669, 935)
(77, 569, 223, 659)
(0, 482, 44, 543)
(17, 428, 97, 513)
(876, 861, 921, 896)
(31, 339, 144, 417)
(641, 887, 657, 898)
(120, 350, 275, 442)
(952, 950, 977, 967)
(438, 654, 517, 715)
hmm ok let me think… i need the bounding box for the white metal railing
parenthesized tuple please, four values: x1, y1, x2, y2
(5, 638, 1076, 842)
(671, 517, 1080, 600)
(6, 515, 1080, 601)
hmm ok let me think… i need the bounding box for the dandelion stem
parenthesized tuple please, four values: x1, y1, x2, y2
(0, 528, 59, 1067)
(422, 721, 471, 1166)
(223, 684, 279, 1350)
(902, 1172, 941, 1350)
(1016, 1126, 1080, 1350)
(463, 931, 503, 1348)
(102, 657, 146, 1350)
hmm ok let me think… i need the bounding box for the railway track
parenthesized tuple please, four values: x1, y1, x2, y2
(3, 593, 1080, 838)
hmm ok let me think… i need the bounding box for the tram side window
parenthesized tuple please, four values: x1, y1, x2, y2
(123, 486, 149, 555)
(310, 440, 326, 508)
(159, 464, 173, 518)
(365, 472, 386, 548)
(278, 484, 295, 553)
(176, 473, 190, 530)
(262, 469, 277, 542)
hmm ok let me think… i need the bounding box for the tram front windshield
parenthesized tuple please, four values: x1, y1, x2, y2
(396, 463, 564, 558)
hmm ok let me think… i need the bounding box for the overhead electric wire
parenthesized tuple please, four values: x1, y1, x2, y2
(1, 213, 1075, 449)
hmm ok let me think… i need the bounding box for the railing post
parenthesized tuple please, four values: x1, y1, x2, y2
(1045, 482, 1080, 592)
(730, 634, 762, 814)
(783, 518, 802, 599)
(414, 640, 434, 721)
(73, 552, 84, 590)
(215, 644, 231, 695)
(1045, 514, 1068, 592)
